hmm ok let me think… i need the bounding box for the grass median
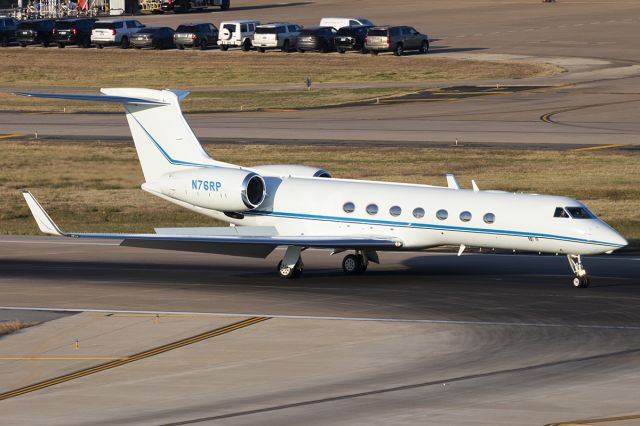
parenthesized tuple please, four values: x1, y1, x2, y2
(0, 49, 561, 112)
(0, 141, 637, 246)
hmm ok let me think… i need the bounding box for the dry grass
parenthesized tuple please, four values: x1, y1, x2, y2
(0, 320, 36, 337)
(0, 141, 638, 242)
(0, 49, 561, 89)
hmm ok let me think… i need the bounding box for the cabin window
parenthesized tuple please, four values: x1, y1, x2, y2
(343, 202, 355, 213)
(412, 207, 425, 219)
(459, 211, 472, 222)
(553, 207, 569, 218)
(366, 204, 378, 215)
(483, 213, 495, 224)
(436, 209, 448, 220)
(390, 206, 402, 217)
(565, 207, 594, 219)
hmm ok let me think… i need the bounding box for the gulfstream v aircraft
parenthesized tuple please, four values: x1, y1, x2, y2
(19, 88, 627, 288)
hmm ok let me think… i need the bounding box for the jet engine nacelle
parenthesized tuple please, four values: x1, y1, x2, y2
(250, 164, 332, 178)
(156, 167, 266, 211)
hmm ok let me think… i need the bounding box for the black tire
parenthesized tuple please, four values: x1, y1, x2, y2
(394, 43, 403, 56)
(220, 44, 228, 51)
(43, 40, 50, 48)
(177, 44, 184, 50)
(338, 48, 345, 54)
(281, 39, 290, 52)
(342, 255, 359, 275)
(0, 35, 8, 47)
(82, 37, 91, 48)
(573, 276, 590, 288)
(370, 50, 378, 55)
(277, 260, 303, 279)
(57, 43, 65, 48)
(420, 40, 429, 54)
(241, 38, 251, 51)
(258, 47, 265, 53)
(320, 40, 329, 53)
(20, 42, 27, 48)
(97, 44, 104, 49)
(120, 36, 129, 49)
(199, 38, 207, 50)
(297, 48, 304, 53)
(135, 45, 141, 49)
(360, 47, 368, 54)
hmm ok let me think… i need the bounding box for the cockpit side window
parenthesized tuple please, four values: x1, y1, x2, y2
(553, 207, 569, 218)
(565, 207, 594, 219)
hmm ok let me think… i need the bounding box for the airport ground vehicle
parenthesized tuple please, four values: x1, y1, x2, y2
(91, 19, 145, 49)
(365, 25, 429, 56)
(295, 26, 337, 53)
(319, 17, 374, 30)
(253, 22, 301, 52)
(161, 0, 229, 13)
(52, 18, 96, 48)
(16, 19, 55, 47)
(18, 88, 627, 287)
(0, 16, 19, 47)
(218, 19, 258, 51)
(174, 22, 217, 50)
(335, 25, 371, 54)
(131, 26, 175, 49)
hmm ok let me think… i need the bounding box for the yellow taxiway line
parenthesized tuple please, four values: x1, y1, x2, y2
(573, 144, 626, 151)
(0, 316, 269, 401)
(0, 133, 25, 139)
(0, 357, 129, 361)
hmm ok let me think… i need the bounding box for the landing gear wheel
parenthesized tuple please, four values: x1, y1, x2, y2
(277, 260, 303, 279)
(342, 254, 367, 275)
(573, 276, 590, 288)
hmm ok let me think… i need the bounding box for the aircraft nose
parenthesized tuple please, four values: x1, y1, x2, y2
(605, 228, 628, 248)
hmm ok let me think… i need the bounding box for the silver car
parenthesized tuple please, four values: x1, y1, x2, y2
(365, 25, 429, 56)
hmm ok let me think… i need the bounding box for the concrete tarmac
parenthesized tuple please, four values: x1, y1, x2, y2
(0, 237, 639, 425)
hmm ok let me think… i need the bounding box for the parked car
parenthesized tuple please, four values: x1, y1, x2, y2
(217, 20, 259, 51)
(0, 16, 19, 47)
(319, 17, 374, 30)
(365, 25, 429, 56)
(52, 18, 96, 48)
(91, 19, 144, 49)
(253, 22, 301, 52)
(174, 22, 218, 50)
(16, 19, 55, 47)
(295, 26, 336, 53)
(334, 25, 371, 54)
(132, 27, 175, 49)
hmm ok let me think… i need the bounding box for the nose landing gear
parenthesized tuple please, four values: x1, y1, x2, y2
(567, 254, 590, 288)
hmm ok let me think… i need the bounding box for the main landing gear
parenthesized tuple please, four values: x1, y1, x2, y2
(567, 254, 590, 288)
(276, 248, 378, 279)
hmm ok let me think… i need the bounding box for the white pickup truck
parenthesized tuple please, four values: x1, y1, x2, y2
(91, 19, 145, 49)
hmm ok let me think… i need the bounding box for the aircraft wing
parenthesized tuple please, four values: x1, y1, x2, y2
(23, 191, 403, 258)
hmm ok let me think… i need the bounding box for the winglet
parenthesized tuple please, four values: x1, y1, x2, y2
(22, 191, 64, 236)
(446, 173, 460, 190)
(471, 180, 479, 192)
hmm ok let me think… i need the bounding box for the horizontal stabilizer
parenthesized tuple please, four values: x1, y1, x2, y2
(14, 91, 168, 105)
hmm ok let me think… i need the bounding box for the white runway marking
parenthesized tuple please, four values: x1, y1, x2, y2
(2, 306, 640, 330)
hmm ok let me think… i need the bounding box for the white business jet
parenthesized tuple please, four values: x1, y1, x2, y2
(18, 88, 627, 288)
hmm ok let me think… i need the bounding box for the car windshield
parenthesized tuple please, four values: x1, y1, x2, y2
(359, 18, 374, 26)
(367, 29, 387, 36)
(565, 207, 595, 219)
(176, 25, 196, 32)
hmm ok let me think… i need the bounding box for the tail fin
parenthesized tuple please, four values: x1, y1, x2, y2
(16, 88, 224, 181)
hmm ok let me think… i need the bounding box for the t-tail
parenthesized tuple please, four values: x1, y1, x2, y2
(15, 88, 231, 181)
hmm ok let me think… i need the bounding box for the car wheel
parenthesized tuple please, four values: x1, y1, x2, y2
(258, 47, 265, 53)
(120, 37, 129, 49)
(297, 48, 304, 53)
(43, 40, 50, 48)
(281, 39, 290, 52)
(20, 42, 27, 48)
(135, 45, 141, 49)
(0, 35, 8, 47)
(97, 44, 104, 49)
(360, 47, 368, 54)
(241, 38, 251, 51)
(394, 43, 403, 56)
(57, 43, 65, 48)
(220, 44, 228, 51)
(199, 38, 207, 50)
(177, 44, 184, 50)
(420, 40, 429, 54)
(338, 48, 345, 54)
(370, 50, 378, 55)
(320, 40, 329, 53)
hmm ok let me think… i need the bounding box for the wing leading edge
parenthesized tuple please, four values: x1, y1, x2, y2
(22, 191, 403, 258)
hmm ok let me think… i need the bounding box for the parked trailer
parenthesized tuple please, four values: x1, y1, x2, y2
(161, 0, 229, 13)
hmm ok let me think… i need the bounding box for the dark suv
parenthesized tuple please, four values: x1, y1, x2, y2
(365, 25, 429, 56)
(174, 22, 218, 50)
(0, 17, 19, 47)
(52, 18, 96, 48)
(17, 19, 56, 47)
(295, 26, 336, 53)
(335, 25, 371, 54)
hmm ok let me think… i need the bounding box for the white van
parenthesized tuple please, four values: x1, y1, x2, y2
(319, 17, 375, 30)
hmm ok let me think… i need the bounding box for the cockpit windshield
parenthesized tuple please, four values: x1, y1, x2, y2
(553, 207, 570, 218)
(565, 207, 594, 219)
